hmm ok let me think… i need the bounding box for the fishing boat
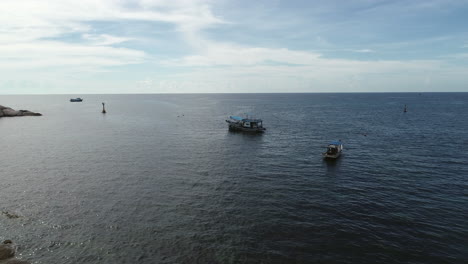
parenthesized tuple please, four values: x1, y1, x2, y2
(70, 98, 83, 102)
(323, 141, 343, 159)
(226, 115, 266, 133)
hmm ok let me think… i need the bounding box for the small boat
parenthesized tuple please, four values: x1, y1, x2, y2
(323, 141, 343, 159)
(404, 104, 407, 113)
(226, 115, 266, 133)
(70, 98, 83, 102)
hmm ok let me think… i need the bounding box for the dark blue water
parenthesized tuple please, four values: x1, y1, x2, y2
(1, 93, 467, 263)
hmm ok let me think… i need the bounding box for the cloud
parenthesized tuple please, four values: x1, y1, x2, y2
(1, 0, 468, 93)
(0, 42, 145, 70)
(162, 38, 438, 76)
(443, 53, 468, 59)
(353, 49, 375, 53)
(154, 38, 459, 93)
(82, 34, 131, 46)
(0, 0, 222, 34)
(0, 0, 223, 71)
(163, 43, 322, 67)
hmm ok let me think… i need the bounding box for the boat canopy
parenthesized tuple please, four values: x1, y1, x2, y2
(230, 116, 263, 122)
(230, 116, 244, 121)
(329, 141, 342, 146)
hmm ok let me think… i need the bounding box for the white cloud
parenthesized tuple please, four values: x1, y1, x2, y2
(164, 44, 322, 67)
(151, 39, 463, 93)
(163, 39, 439, 75)
(0, 0, 223, 72)
(0, 41, 145, 70)
(82, 34, 131, 46)
(1, 0, 467, 93)
(443, 53, 468, 59)
(353, 49, 375, 53)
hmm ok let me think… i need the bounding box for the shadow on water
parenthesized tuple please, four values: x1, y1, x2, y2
(323, 156, 343, 176)
(226, 130, 265, 140)
(223, 130, 265, 160)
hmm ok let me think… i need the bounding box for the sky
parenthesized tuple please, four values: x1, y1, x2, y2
(1, 0, 468, 94)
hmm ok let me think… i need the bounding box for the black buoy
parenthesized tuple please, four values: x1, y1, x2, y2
(102, 102, 106, 114)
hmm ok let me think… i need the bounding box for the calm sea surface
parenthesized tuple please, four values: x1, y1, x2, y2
(0, 93, 467, 264)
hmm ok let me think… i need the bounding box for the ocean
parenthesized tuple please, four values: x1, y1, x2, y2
(0, 93, 467, 263)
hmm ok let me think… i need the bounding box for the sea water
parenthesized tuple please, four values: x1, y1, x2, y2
(0, 93, 467, 263)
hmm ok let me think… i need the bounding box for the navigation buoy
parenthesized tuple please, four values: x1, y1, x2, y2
(102, 102, 106, 114)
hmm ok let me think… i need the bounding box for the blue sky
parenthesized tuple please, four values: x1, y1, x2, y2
(1, 0, 468, 94)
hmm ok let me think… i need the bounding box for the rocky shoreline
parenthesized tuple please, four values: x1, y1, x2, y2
(0, 240, 30, 264)
(0, 105, 41, 117)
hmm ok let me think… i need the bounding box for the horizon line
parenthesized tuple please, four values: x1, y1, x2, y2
(1, 91, 467, 96)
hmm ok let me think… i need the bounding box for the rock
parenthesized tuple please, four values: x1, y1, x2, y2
(0, 259, 31, 264)
(0, 241, 31, 264)
(19, 110, 42, 116)
(2, 109, 20, 116)
(1, 211, 20, 219)
(0, 241, 15, 260)
(0, 106, 41, 118)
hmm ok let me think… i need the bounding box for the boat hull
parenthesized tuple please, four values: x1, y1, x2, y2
(228, 125, 265, 133)
(322, 153, 341, 159)
(226, 120, 265, 133)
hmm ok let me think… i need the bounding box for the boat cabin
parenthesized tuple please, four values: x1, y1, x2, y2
(226, 115, 266, 132)
(323, 140, 343, 159)
(326, 146, 339, 155)
(70, 98, 83, 102)
(229, 116, 263, 129)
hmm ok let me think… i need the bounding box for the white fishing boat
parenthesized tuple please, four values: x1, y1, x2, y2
(323, 141, 343, 159)
(225, 115, 266, 133)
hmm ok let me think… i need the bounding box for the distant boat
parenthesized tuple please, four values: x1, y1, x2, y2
(70, 98, 83, 102)
(323, 141, 343, 159)
(404, 104, 407, 113)
(226, 115, 266, 133)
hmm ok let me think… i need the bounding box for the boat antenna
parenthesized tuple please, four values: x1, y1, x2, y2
(102, 102, 107, 114)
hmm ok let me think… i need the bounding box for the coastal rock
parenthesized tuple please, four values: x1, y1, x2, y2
(0, 241, 31, 264)
(19, 110, 41, 116)
(0, 105, 41, 117)
(0, 260, 31, 264)
(2, 109, 21, 116)
(1, 211, 20, 219)
(0, 241, 15, 260)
